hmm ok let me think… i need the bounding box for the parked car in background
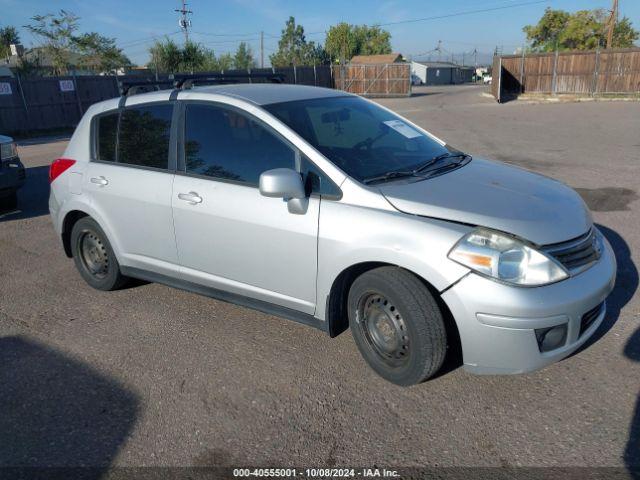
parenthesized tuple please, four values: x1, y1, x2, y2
(483, 75, 492, 85)
(49, 83, 615, 386)
(0, 134, 25, 209)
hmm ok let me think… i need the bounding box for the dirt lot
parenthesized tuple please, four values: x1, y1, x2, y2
(1, 85, 638, 473)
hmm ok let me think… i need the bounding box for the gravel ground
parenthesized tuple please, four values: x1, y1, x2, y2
(0, 85, 638, 472)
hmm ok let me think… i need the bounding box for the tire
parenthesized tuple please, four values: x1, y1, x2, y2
(348, 266, 447, 386)
(70, 217, 128, 291)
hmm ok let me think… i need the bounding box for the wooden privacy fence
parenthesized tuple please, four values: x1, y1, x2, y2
(492, 48, 640, 102)
(0, 66, 334, 135)
(334, 63, 411, 97)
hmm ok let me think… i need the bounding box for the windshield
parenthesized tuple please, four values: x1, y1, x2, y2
(264, 96, 453, 183)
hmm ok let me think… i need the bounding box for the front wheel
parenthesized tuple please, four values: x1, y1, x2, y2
(348, 267, 447, 386)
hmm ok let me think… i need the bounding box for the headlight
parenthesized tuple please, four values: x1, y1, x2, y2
(448, 228, 568, 286)
(0, 142, 18, 160)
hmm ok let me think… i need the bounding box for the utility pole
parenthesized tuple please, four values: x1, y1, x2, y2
(260, 31, 264, 68)
(175, 0, 193, 44)
(606, 0, 618, 49)
(436, 40, 442, 62)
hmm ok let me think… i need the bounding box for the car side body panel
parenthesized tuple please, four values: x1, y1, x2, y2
(314, 183, 473, 321)
(172, 175, 320, 314)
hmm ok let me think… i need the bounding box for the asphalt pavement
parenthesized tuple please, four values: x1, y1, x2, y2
(0, 85, 638, 472)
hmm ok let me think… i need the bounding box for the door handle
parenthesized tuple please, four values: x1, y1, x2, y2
(90, 176, 108, 186)
(178, 191, 203, 204)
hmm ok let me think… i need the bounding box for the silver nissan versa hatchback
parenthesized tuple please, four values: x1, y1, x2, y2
(49, 82, 616, 386)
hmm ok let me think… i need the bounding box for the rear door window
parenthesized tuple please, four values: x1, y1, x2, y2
(118, 104, 173, 169)
(96, 112, 118, 162)
(183, 103, 296, 185)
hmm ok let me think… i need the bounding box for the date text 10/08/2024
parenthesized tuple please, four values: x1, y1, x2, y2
(233, 468, 400, 478)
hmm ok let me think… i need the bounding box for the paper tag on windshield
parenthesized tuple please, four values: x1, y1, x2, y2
(383, 120, 422, 139)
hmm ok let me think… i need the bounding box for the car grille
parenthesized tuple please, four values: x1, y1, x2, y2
(580, 302, 604, 337)
(543, 228, 601, 273)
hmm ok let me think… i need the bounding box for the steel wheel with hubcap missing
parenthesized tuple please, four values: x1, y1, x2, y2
(71, 216, 128, 291)
(78, 229, 109, 279)
(357, 293, 411, 368)
(348, 266, 447, 386)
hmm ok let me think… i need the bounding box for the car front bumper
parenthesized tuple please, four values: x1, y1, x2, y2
(0, 156, 25, 196)
(442, 233, 616, 375)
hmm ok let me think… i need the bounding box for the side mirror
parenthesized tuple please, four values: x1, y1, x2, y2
(259, 168, 308, 215)
(259, 168, 305, 200)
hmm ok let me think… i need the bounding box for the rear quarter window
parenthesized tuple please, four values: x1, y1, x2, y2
(118, 104, 173, 169)
(96, 112, 118, 162)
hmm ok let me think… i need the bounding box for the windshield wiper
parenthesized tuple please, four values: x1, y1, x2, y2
(363, 152, 469, 185)
(413, 152, 469, 174)
(362, 170, 416, 185)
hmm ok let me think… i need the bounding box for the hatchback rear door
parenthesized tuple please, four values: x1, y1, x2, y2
(85, 101, 179, 276)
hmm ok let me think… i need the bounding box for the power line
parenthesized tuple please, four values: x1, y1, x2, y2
(365, 0, 549, 29)
(195, 37, 263, 46)
(191, 30, 262, 38)
(118, 31, 182, 48)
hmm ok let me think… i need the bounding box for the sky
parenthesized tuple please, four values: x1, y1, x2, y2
(1, 0, 639, 66)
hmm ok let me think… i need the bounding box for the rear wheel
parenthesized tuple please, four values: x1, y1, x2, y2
(71, 217, 128, 291)
(348, 266, 447, 386)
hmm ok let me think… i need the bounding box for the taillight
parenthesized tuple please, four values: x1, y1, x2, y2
(49, 158, 76, 183)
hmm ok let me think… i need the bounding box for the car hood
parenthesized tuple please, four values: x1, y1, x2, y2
(379, 158, 591, 246)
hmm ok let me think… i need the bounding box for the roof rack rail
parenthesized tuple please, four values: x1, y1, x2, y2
(174, 72, 285, 89)
(119, 72, 286, 97)
(119, 80, 174, 96)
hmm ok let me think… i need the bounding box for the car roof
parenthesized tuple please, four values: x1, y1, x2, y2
(188, 83, 351, 105)
(88, 84, 353, 117)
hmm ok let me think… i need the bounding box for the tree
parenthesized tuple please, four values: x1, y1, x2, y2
(25, 10, 79, 74)
(74, 32, 130, 73)
(523, 7, 639, 51)
(324, 23, 355, 64)
(0, 26, 20, 58)
(13, 55, 42, 77)
(201, 49, 220, 71)
(325, 23, 392, 63)
(148, 38, 182, 73)
(269, 17, 325, 67)
(181, 41, 207, 72)
(25, 10, 134, 74)
(234, 42, 254, 69)
(148, 39, 237, 73)
(354, 25, 392, 56)
(217, 53, 234, 71)
(613, 17, 640, 48)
